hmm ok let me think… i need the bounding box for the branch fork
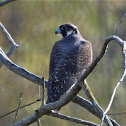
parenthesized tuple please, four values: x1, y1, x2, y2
(0, 22, 19, 67)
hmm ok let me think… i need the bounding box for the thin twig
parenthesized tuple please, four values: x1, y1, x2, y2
(112, 12, 126, 35)
(38, 63, 45, 99)
(41, 77, 45, 106)
(41, 62, 45, 106)
(12, 92, 23, 123)
(0, 0, 16, 7)
(100, 41, 126, 126)
(36, 119, 41, 126)
(41, 62, 45, 77)
(37, 64, 45, 126)
(49, 111, 99, 126)
(0, 98, 42, 119)
(107, 112, 126, 116)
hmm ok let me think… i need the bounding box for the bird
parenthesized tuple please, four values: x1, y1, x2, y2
(46, 23, 93, 107)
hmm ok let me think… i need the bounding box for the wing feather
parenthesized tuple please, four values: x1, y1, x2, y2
(47, 36, 92, 104)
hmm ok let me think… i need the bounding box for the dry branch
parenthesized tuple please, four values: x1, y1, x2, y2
(41, 63, 46, 106)
(0, 95, 119, 126)
(49, 111, 99, 126)
(0, 22, 19, 67)
(36, 119, 41, 126)
(82, 82, 113, 126)
(12, 92, 23, 123)
(100, 38, 126, 126)
(0, 98, 42, 119)
(0, 95, 118, 126)
(41, 77, 45, 106)
(0, 48, 42, 85)
(107, 112, 126, 116)
(112, 13, 126, 35)
(73, 95, 119, 126)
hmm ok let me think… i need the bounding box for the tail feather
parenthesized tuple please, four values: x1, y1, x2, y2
(46, 76, 78, 111)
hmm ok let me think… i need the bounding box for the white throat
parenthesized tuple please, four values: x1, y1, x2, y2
(67, 30, 73, 36)
(58, 34, 63, 39)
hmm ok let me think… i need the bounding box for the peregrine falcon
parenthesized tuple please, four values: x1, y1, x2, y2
(46, 24, 92, 105)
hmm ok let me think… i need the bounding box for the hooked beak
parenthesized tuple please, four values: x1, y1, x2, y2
(55, 28, 61, 34)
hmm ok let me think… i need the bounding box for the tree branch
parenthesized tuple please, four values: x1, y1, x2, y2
(0, 0, 16, 7)
(12, 92, 23, 123)
(112, 12, 126, 35)
(107, 112, 126, 116)
(82, 81, 113, 126)
(100, 39, 126, 126)
(49, 111, 99, 126)
(36, 119, 41, 126)
(73, 95, 119, 126)
(0, 98, 42, 119)
(0, 22, 19, 67)
(0, 23, 41, 84)
(0, 48, 43, 85)
(41, 77, 45, 106)
(0, 95, 119, 126)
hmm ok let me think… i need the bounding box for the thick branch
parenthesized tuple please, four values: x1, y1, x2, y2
(0, 0, 16, 7)
(0, 48, 42, 85)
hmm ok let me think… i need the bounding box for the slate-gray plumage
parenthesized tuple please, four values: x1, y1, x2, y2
(46, 24, 92, 106)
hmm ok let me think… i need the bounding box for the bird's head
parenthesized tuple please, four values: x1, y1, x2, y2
(55, 24, 79, 38)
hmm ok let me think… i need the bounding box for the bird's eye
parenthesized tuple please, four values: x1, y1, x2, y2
(62, 26, 65, 30)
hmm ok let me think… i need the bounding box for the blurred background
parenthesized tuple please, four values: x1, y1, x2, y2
(0, 0, 126, 126)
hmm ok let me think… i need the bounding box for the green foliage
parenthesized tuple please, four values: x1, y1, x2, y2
(0, 1, 126, 125)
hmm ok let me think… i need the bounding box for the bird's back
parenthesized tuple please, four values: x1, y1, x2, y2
(46, 34, 92, 104)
